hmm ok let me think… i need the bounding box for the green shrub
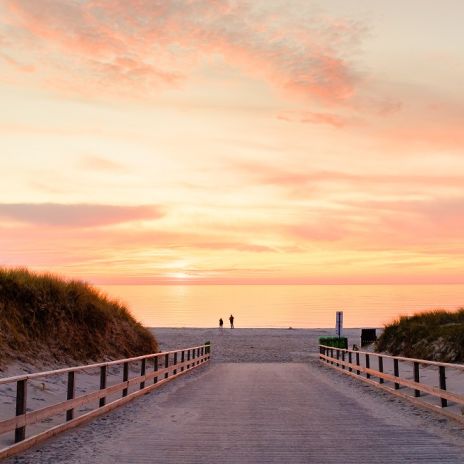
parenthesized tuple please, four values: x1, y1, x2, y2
(376, 309, 464, 362)
(319, 336, 348, 349)
(0, 267, 158, 364)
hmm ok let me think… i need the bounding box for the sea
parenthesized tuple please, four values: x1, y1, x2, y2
(99, 284, 464, 329)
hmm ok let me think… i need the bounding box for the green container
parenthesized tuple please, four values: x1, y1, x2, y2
(319, 336, 348, 349)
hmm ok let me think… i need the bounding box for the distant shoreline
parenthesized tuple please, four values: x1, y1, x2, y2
(147, 326, 381, 330)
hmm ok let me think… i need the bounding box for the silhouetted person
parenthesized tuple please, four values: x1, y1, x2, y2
(219, 318, 223, 330)
(229, 314, 234, 329)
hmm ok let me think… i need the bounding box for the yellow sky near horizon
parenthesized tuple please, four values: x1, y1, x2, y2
(1, 0, 464, 285)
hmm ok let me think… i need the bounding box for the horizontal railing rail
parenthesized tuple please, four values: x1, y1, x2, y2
(0, 345, 209, 385)
(319, 344, 464, 423)
(0, 343, 211, 460)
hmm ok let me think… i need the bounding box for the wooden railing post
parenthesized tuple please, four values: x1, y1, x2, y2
(365, 354, 370, 379)
(336, 349, 340, 367)
(154, 356, 158, 384)
(378, 356, 384, 384)
(173, 352, 178, 375)
(348, 351, 352, 372)
(122, 362, 129, 397)
(439, 366, 447, 407)
(164, 353, 169, 379)
(330, 348, 334, 364)
(356, 352, 360, 375)
(66, 372, 75, 421)
(414, 362, 421, 397)
(14, 379, 27, 443)
(181, 351, 185, 372)
(187, 349, 191, 368)
(341, 351, 345, 370)
(140, 358, 146, 390)
(192, 349, 196, 366)
(99, 365, 107, 407)
(393, 358, 400, 390)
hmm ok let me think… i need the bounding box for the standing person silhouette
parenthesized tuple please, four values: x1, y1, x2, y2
(219, 318, 223, 330)
(229, 314, 234, 329)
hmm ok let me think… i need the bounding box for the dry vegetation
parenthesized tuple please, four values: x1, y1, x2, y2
(376, 309, 464, 362)
(0, 268, 158, 365)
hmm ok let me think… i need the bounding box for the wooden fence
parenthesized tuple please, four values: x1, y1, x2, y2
(0, 343, 211, 460)
(319, 344, 464, 423)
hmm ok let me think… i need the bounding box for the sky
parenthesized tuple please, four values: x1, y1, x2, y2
(1, 0, 464, 285)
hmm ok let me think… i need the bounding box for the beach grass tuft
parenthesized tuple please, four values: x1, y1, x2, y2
(376, 308, 464, 362)
(0, 267, 158, 365)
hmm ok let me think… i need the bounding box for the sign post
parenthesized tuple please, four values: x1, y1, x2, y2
(336, 311, 343, 338)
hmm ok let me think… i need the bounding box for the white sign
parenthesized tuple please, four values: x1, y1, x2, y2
(336, 311, 343, 337)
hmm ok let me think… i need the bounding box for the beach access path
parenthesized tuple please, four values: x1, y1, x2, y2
(6, 328, 464, 463)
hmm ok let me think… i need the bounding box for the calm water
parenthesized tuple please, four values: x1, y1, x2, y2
(99, 284, 464, 329)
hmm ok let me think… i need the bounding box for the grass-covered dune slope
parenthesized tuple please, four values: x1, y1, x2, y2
(0, 268, 158, 365)
(376, 309, 464, 362)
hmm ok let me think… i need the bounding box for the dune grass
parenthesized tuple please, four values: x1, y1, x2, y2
(376, 308, 464, 362)
(0, 267, 158, 365)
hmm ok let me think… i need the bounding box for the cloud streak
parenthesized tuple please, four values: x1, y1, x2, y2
(0, 51, 35, 72)
(277, 110, 349, 128)
(232, 161, 464, 192)
(0, 203, 164, 227)
(78, 155, 127, 172)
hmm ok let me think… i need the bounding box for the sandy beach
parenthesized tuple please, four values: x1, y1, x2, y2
(1, 328, 464, 463)
(153, 327, 365, 363)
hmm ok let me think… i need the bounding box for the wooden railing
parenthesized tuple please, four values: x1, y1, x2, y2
(319, 344, 464, 423)
(0, 343, 211, 460)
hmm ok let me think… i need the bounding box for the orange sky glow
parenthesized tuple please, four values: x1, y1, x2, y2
(1, 0, 464, 285)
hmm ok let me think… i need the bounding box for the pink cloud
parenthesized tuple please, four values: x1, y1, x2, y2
(286, 222, 346, 242)
(347, 197, 464, 233)
(375, 99, 403, 116)
(191, 241, 273, 253)
(378, 125, 464, 154)
(232, 161, 464, 192)
(325, 196, 464, 251)
(0, 223, 276, 255)
(0, 51, 35, 72)
(0, 203, 163, 227)
(78, 155, 126, 172)
(1, 0, 364, 103)
(277, 110, 348, 128)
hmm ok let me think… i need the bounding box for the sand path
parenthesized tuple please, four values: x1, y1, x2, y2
(7, 359, 464, 464)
